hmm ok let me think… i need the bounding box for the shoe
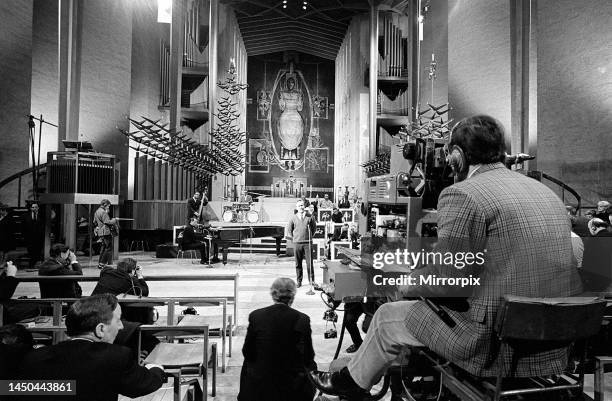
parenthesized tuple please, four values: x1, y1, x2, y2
(313, 283, 323, 291)
(345, 344, 360, 353)
(297, 281, 302, 288)
(308, 367, 368, 399)
(210, 257, 221, 264)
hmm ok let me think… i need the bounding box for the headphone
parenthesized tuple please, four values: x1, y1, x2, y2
(446, 145, 469, 182)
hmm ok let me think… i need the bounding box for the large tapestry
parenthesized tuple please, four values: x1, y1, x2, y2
(246, 52, 334, 193)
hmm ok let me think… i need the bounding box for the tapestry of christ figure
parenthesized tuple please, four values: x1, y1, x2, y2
(277, 75, 304, 160)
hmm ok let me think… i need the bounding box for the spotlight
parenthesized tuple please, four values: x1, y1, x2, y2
(302, 5, 306, 9)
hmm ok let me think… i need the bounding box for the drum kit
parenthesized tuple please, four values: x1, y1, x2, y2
(222, 202, 259, 224)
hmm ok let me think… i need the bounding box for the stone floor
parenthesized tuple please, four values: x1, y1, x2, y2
(13, 250, 612, 401)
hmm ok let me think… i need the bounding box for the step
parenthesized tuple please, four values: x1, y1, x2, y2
(227, 247, 284, 254)
(260, 238, 286, 244)
(234, 243, 281, 249)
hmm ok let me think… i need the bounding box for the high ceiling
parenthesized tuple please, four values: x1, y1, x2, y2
(224, 0, 411, 60)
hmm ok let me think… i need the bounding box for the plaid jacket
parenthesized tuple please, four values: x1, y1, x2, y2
(405, 163, 582, 377)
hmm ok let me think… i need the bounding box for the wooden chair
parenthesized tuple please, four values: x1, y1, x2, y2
(139, 325, 216, 401)
(424, 296, 607, 401)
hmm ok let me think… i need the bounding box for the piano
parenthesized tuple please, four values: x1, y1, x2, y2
(209, 222, 286, 264)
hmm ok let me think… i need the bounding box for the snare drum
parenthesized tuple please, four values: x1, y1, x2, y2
(246, 210, 259, 223)
(222, 210, 237, 223)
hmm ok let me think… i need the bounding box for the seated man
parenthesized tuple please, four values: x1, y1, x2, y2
(92, 257, 149, 297)
(91, 258, 159, 355)
(39, 244, 83, 298)
(92, 257, 152, 323)
(18, 294, 165, 401)
(198, 198, 220, 263)
(309, 115, 582, 399)
(180, 218, 209, 264)
(238, 277, 316, 401)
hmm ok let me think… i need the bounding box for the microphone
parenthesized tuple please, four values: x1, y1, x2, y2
(504, 153, 535, 167)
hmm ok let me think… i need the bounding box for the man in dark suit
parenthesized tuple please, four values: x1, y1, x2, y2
(310, 115, 583, 398)
(187, 191, 202, 221)
(23, 202, 45, 268)
(238, 277, 316, 401)
(18, 294, 165, 401)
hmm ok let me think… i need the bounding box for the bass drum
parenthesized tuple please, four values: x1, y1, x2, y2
(222, 210, 237, 223)
(246, 210, 259, 224)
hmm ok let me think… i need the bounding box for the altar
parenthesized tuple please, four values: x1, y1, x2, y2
(271, 177, 308, 198)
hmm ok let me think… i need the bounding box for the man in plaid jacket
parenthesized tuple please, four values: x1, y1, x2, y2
(309, 115, 582, 399)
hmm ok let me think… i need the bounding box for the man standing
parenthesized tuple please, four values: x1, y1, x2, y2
(309, 115, 582, 398)
(286, 199, 317, 288)
(187, 191, 202, 221)
(18, 294, 165, 401)
(94, 199, 117, 269)
(24, 202, 45, 268)
(238, 278, 316, 401)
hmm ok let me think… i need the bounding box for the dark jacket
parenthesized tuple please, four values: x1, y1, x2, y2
(1, 342, 31, 379)
(91, 267, 152, 325)
(17, 340, 165, 401)
(91, 267, 149, 297)
(580, 231, 612, 292)
(238, 303, 316, 401)
(0, 274, 18, 301)
(0, 215, 14, 252)
(38, 257, 83, 298)
(187, 197, 201, 219)
(181, 225, 202, 247)
(23, 211, 45, 245)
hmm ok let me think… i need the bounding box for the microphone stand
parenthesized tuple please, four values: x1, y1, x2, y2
(306, 217, 315, 296)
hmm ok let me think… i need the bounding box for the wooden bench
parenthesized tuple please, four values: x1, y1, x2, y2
(2, 295, 232, 373)
(13, 272, 240, 339)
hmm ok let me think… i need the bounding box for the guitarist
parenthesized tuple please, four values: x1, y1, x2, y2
(94, 199, 117, 269)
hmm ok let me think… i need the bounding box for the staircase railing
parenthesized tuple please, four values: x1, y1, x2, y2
(527, 170, 581, 211)
(0, 163, 47, 207)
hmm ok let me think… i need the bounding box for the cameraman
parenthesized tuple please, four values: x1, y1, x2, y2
(91, 258, 159, 357)
(38, 244, 83, 298)
(92, 257, 148, 298)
